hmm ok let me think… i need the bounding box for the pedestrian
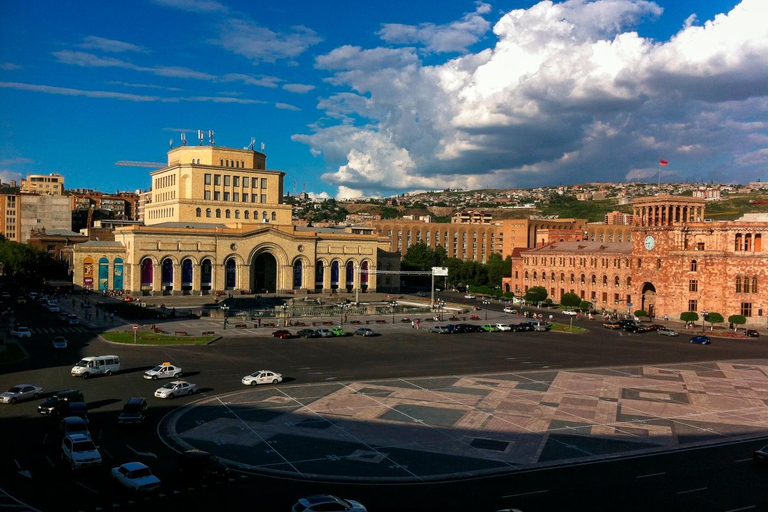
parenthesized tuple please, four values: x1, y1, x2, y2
(411, 320, 415, 328)
(416, 319, 421, 330)
(109, 311, 114, 323)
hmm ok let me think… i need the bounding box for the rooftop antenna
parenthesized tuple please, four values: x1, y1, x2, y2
(197, 130, 204, 146)
(169, 138, 174, 149)
(248, 137, 255, 150)
(208, 130, 215, 146)
(180, 133, 187, 146)
(260, 142, 265, 152)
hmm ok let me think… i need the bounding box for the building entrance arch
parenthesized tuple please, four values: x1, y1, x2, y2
(641, 282, 657, 318)
(252, 252, 277, 293)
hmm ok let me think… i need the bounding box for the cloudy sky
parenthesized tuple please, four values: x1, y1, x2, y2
(1, 0, 766, 199)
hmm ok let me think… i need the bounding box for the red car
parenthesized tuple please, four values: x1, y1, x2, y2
(272, 330, 293, 339)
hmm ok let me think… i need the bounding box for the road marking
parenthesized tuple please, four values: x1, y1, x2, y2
(14, 459, 20, 469)
(676, 487, 707, 495)
(45, 456, 56, 467)
(502, 489, 549, 498)
(636, 472, 666, 478)
(102, 448, 113, 459)
(76, 482, 97, 494)
(42, 433, 48, 444)
(724, 507, 756, 512)
(735, 458, 752, 463)
(126, 445, 158, 459)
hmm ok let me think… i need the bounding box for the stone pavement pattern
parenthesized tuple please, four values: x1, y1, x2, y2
(161, 359, 768, 481)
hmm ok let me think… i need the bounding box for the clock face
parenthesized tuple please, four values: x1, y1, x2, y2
(644, 235, 656, 250)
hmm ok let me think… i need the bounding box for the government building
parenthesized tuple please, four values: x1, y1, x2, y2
(73, 145, 399, 296)
(506, 196, 768, 327)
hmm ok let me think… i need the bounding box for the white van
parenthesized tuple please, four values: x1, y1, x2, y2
(71, 355, 121, 379)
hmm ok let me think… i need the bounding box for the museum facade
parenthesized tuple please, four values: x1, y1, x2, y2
(73, 145, 399, 295)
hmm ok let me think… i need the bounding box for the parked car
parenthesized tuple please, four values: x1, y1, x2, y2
(61, 433, 101, 470)
(503, 307, 517, 314)
(47, 303, 61, 313)
(495, 324, 512, 332)
(603, 322, 623, 330)
(61, 416, 91, 440)
(272, 329, 294, 339)
(66, 314, 79, 325)
(154, 380, 197, 399)
(112, 462, 161, 493)
(753, 445, 768, 465)
(354, 328, 375, 337)
(513, 322, 534, 332)
(177, 449, 229, 481)
(291, 494, 367, 512)
(51, 336, 68, 349)
(297, 328, 319, 338)
(1, 384, 43, 404)
(315, 328, 334, 338)
(481, 324, 500, 332)
(38, 390, 84, 415)
(143, 362, 183, 380)
(533, 322, 551, 332)
(562, 310, 578, 316)
(330, 327, 348, 336)
(431, 325, 451, 334)
(62, 402, 89, 424)
(690, 335, 712, 345)
(657, 328, 679, 337)
(746, 330, 760, 338)
(464, 294, 476, 299)
(9, 326, 32, 338)
(242, 370, 283, 386)
(118, 397, 148, 425)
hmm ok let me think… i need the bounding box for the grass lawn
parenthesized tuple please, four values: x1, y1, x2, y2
(101, 332, 217, 345)
(549, 322, 587, 333)
(0, 342, 26, 364)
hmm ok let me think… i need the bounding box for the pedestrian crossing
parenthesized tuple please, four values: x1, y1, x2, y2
(28, 326, 89, 334)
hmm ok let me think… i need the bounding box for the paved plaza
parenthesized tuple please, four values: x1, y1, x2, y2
(161, 359, 768, 481)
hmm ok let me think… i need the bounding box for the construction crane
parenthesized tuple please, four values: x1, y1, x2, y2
(115, 161, 165, 168)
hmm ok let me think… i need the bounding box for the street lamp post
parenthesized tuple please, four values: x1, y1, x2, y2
(221, 304, 230, 329)
(483, 300, 490, 321)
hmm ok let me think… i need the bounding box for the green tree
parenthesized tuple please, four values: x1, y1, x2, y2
(401, 242, 435, 271)
(706, 312, 724, 330)
(561, 292, 581, 308)
(524, 286, 547, 304)
(680, 311, 699, 323)
(579, 300, 593, 311)
(380, 206, 400, 219)
(634, 310, 648, 318)
(728, 314, 747, 332)
(0, 239, 68, 290)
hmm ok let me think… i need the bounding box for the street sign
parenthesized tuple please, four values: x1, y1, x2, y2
(627, 302, 633, 307)
(132, 324, 139, 331)
(432, 267, 448, 276)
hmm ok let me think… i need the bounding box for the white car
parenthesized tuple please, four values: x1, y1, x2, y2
(562, 310, 578, 316)
(503, 307, 517, 314)
(47, 303, 61, 313)
(292, 495, 367, 512)
(67, 314, 79, 325)
(144, 363, 183, 380)
(1, 384, 43, 404)
(51, 336, 68, 349)
(10, 326, 31, 338)
(495, 324, 512, 332)
(61, 433, 101, 469)
(154, 380, 196, 399)
(112, 462, 161, 493)
(465, 294, 476, 299)
(242, 370, 283, 386)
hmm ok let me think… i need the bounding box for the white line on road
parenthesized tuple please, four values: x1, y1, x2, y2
(676, 487, 707, 495)
(502, 489, 549, 498)
(735, 458, 753, 463)
(45, 456, 56, 467)
(127, 445, 157, 459)
(13, 459, 20, 469)
(76, 482, 97, 494)
(724, 506, 756, 512)
(636, 472, 666, 479)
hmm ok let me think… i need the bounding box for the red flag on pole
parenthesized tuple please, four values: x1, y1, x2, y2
(659, 158, 669, 166)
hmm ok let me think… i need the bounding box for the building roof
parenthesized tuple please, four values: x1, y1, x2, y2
(522, 241, 631, 254)
(78, 241, 125, 248)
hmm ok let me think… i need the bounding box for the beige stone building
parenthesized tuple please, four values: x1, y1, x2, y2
(73, 145, 399, 295)
(20, 173, 65, 195)
(1, 193, 72, 243)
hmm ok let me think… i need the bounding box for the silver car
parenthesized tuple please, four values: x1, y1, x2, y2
(1, 384, 43, 404)
(658, 328, 679, 337)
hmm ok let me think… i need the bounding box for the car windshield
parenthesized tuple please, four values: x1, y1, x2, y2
(150, 366, 163, 372)
(123, 404, 141, 413)
(73, 440, 96, 452)
(69, 423, 87, 433)
(161, 383, 175, 389)
(250, 372, 262, 377)
(75, 360, 89, 367)
(130, 467, 151, 478)
(8, 386, 23, 393)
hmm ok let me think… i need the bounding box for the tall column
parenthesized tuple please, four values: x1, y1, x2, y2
(152, 262, 161, 295)
(172, 262, 182, 295)
(193, 263, 201, 293)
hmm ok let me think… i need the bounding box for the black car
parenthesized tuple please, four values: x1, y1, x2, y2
(296, 329, 319, 338)
(454, 323, 482, 333)
(513, 322, 534, 332)
(178, 449, 229, 481)
(118, 397, 148, 425)
(62, 402, 89, 424)
(37, 390, 84, 415)
(746, 330, 760, 338)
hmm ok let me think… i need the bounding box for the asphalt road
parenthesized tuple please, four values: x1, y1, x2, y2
(1, 296, 767, 511)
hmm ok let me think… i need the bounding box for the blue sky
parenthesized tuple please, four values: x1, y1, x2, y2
(1, 0, 766, 199)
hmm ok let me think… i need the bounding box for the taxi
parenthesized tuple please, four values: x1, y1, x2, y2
(154, 380, 197, 399)
(143, 362, 183, 380)
(242, 370, 283, 386)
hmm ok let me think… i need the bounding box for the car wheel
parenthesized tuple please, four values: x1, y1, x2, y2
(168, 393, 174, 399)
(10, 397, 16, 404)
(82, 373, 89, 380)
(152, 375, 157, 380)
(105, 370, 112, 376)
(33, 393, 39, 399)
(250, 381, 258, 386)
(176, 372, 182, 377)
(272, 379, 278, 384)
(188, 389, 194, 396)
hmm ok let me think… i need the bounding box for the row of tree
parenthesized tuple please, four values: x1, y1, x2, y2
(400, 242, 512, 290)
(679, 311, 747, 331)
(0, 237, 70, 291)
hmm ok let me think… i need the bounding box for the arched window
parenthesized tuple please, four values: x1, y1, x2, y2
(225, 259, 236, 289)
(98, 257, 109, 291)
(293, 260, 303, 289)
(361, 261, 369, 289)
(657, 259, 662, 270)
(140, 259, 153, 287)
(533, 271, 538, 280)
(253, 210, 258, 219)
(113, 258, 124, 290)
(755, 234, 762, 251)
(736, 275, 742, 293)
(262, 211, 268, 221)
(206, 208, 211, 218)
(271, 211, 277, 221)
(752, 276, 758, 293)
(244, 211, 249, 220)
(580, 274, 585, 284)
(524, 271, 529, 280)
(602, 275, 608, 286)
(225, 209, 231, 218)
(181, 259, 193, 288)
(690, 259, 698, 272)
(195, 207, 201, 217)
(626, 276, 632, 287)
(560, 273, 565, 282)
(215, 209, 221, 218)
(161, 259, 173, 287)
(235, 210, 240, 219)
(315, 261, 324, 291)
(591, 275, 596, 285)
(330, 261, 340, 290)
(551, 272, 555, 281)
(735, 233, 743, 251)
(614, 276, 620, 287)
(570, 273, 575, 283)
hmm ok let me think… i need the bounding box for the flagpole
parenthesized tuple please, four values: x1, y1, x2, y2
(658, 162, 661, 189)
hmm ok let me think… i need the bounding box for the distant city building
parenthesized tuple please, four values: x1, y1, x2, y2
(451, 210, 492, 224)
(1, 193, 71, 244)
(692, 187, 721, 200)
(345, 212, 382, 225)
(20, 173, 65, 195)
(0, 194, 19, 241)
(605, 211, 634, 225)
(401, 214, 432, 222)
(69, 190, 140, 220)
